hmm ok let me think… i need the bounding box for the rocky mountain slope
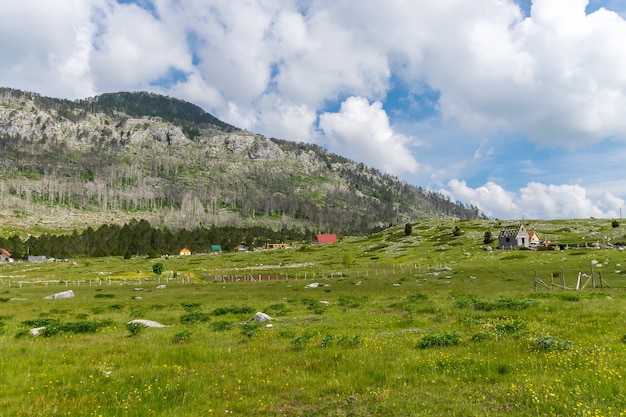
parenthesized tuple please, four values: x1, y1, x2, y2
(0, 87, 483, 234)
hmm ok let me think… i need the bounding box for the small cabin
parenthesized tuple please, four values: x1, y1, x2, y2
(0, 248, 12, 262)
(498, 225, 529, 249)
(179, 248, 191, 256)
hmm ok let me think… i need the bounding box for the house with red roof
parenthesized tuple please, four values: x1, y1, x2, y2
(316, 234, 337, 244)
(0, 248, 13, 262)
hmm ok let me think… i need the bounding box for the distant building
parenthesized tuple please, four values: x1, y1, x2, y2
(179, 248, 191, 256)
(498, 225, 529, 249)
(0, 248, 12, 262)
(265, 243, 288, 249)
(28, 255, 46, 263)
(528, 231, 541, 244)
(211, 245, 222, 253)
(316, 234, 338, 244)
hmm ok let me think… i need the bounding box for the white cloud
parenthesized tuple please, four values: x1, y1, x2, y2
(319, 96, 419, 176)
(445, 180, 625, 219)
(0, 1, 99, 98)
(90, 1, 192, 91)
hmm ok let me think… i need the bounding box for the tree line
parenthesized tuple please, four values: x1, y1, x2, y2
(0, 219, 318, 260)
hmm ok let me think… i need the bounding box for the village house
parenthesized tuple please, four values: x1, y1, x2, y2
(498, 224, 530, 249)
(265, 242, 288, 250)
(316, 234, 337, 244)
(0, 248, 13, 262)
(179, 248, 191, 256)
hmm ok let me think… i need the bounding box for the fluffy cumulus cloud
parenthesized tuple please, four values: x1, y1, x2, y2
(319, 97, 420, 176)
(0, 1, 99, 98)
(446, 180, 625, 219)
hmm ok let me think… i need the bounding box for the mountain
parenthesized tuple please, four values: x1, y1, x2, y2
(0, 87, 483, 234)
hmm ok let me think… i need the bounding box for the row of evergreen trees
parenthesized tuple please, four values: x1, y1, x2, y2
(0, 219, 318, 260)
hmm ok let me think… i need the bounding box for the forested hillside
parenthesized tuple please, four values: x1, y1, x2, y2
(0, 88, 483, 235)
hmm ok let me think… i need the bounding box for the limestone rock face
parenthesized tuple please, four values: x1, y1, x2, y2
(248, 139, 284, 161)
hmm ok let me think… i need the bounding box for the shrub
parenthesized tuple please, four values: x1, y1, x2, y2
(39, 320, 112, 337)
(126, 322, 146, 337)
(212, 305, 255, 316)
(241, 322, 261, 338)
(210, 321, 234, 331)
(265, 303, 290, 317)
(470, 332, 489, 342)
(407, 293, 429, 302)
(337, 335, 362, 348)
(338, 295, 368, 309)
(180, 312, 211, 324)
(172, 330, 193, 344)
(495, 319, 526, 336)
(418, 331, 462, 349)
(291, 332, 314, 350)
(534, 336, 573, 351)
(181, 302, 202, 312)
(320, 334, 334, 348)
(94, 293, 115, 299)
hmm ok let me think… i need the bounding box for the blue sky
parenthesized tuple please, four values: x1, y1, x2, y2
(2, 0, 626, 219)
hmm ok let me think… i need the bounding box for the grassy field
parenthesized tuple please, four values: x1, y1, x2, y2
(1, 218, 626, 416)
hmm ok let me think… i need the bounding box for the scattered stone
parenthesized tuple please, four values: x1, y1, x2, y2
(30, 327, 46, 336)
(251, 312, 273, 323)
(133, 296, 143, 300)
(9, 297, 27, 301)
(127, 319, 167, 328)
(156, 285, 166, 289)
(134, 288, 143, 291)
(44, 290, 74, 300)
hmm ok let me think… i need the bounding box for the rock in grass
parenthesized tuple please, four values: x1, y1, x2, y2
(156, 285, 166, 289)
(44, 290, 74, 300)
(251, 312, 273, 323)
(30, 327, 46, 336)
(127, 319, 167, 328)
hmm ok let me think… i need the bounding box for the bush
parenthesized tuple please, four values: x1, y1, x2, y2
(407, 293, 429, 302)
(418, 331, 462, 349)
(94, 293, 115, 298)
(534, 336, 573, 351)
(172, 330, 193, 344)
(126, 322, 146, 337)
(180, 312, 211, 324)
(39, 320, 112, 337)
(212, 305, 255, 316)
(210, 321, 234, 331)
(241, 322, 261, 338)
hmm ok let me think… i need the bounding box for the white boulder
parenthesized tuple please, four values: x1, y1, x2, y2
(44, 290, 74, 300)
(127, 319, 167, 328)
(251, 312, 273, 323)
(30, 327, 46, 336)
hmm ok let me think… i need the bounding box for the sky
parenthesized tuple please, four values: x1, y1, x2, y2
(2, 0, 626, 220)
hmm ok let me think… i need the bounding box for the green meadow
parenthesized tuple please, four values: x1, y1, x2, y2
(1, 218, 626, 416)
